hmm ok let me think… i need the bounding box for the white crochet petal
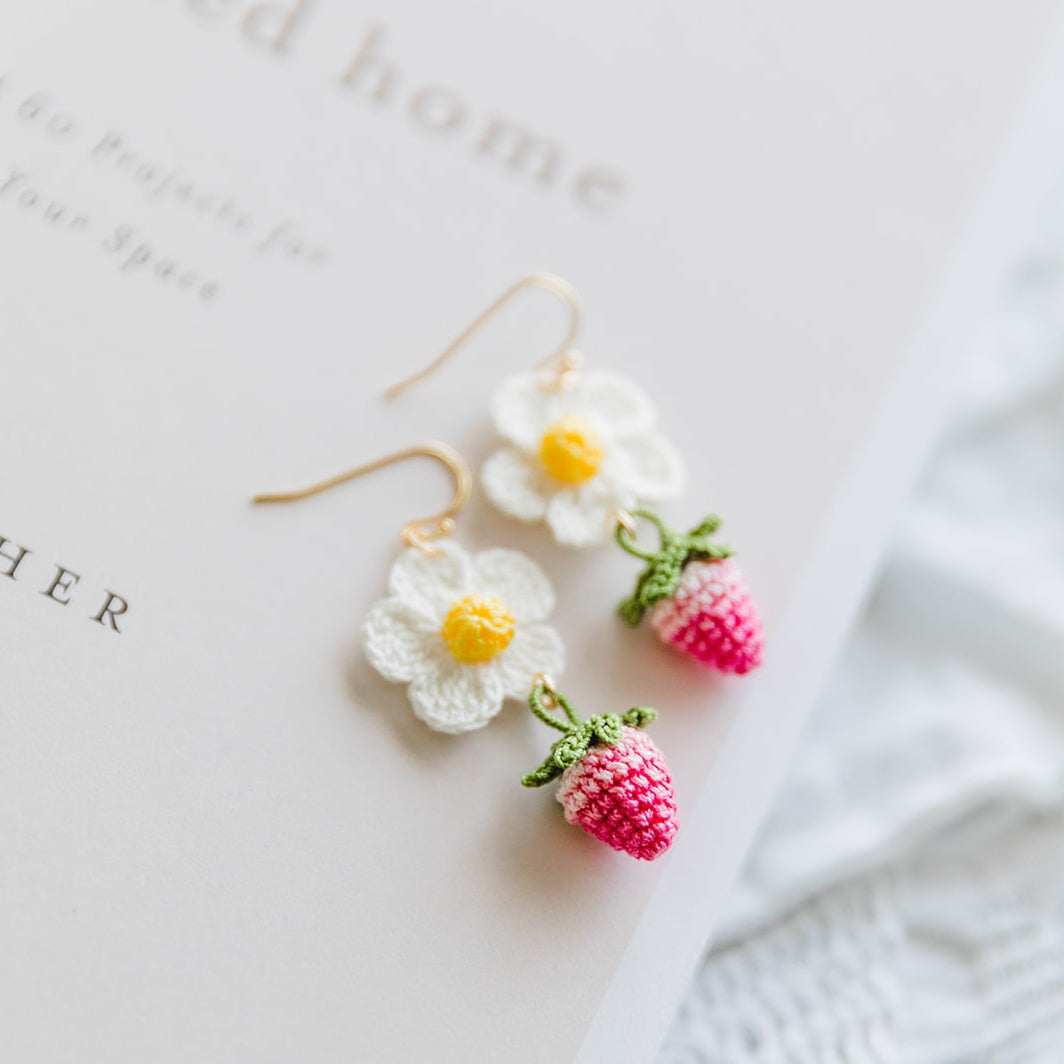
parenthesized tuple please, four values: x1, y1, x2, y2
(546, 479, 627, 548)
(489, 372, 561, 450)
(361, 598, 440, 683)
(606, 430, 686, 501)
(469, 548, 555, 624)
(493, 623, 566, 699)
(387, 543, 471, 620)
(480, 447, 552, 521)
(559, 370, 656, 435)
(407, 657, 506, 735)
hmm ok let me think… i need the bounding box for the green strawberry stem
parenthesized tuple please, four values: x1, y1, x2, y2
(615, 507, 735, 627)
(522, 681, 657, 788)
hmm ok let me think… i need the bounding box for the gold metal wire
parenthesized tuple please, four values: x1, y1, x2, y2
(532, 671, 560, 708)
(610, 508, 639, 540)
(252, 440, 472, 556)
(384, 272, 583, 398)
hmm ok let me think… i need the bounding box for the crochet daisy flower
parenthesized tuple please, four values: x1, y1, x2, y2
(481, 370, 685, 548)
(362, 542, 564, 734)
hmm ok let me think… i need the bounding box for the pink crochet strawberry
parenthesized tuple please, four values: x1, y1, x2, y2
(522, 679, 677, 860)
(616, 509, 763, 674)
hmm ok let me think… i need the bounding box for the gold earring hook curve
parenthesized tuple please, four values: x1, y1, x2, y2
(384, 272, 583, 399)
(252, 440, 472, 556)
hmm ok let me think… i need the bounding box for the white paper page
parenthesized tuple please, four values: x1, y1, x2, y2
(1, 3, 1060, 1061)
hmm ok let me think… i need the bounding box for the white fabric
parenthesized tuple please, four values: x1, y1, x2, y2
(661, 184, 1064, 1063)
(662, 810, 1064, 1064)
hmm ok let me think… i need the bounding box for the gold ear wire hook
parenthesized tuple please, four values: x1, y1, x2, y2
(252, 441, 472, 556)
(384, 272, 583, 399)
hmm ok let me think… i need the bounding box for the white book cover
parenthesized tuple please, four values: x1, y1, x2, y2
(2, 3, 1063, 1061)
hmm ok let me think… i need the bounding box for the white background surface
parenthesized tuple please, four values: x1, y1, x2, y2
(1, 3, 1061, 1060)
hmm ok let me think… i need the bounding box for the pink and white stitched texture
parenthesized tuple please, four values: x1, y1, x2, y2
(556, 726, 677, 860)
(650, 558, 763, 674)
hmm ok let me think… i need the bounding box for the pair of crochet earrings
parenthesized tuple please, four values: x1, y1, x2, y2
(255, 274, 763, 861)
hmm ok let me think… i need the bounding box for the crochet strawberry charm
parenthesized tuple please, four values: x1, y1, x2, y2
(616, 509, 763, 675)
(521, 679, 677, 860)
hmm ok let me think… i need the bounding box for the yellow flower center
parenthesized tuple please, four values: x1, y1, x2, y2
(440, 595, 516, 664)
(539, 416, 604, 485)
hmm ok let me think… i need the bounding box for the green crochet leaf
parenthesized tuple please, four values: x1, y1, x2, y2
(522, 684, 658, 788)
(615, 508, 735, 626)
